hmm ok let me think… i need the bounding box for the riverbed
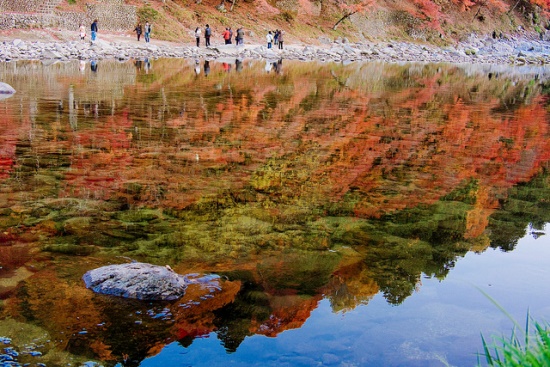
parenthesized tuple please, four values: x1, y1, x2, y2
(0, 58, 549, 367)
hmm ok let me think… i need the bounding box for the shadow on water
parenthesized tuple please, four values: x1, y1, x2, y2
(0, 58, 549, 366)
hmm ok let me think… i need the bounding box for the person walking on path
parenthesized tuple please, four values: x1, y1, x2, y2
(222, 28, 231, 44)
(236, 27, 244, 45)
(91, 19, 98, 43)
(205, 24, 211, 47)
(79, 23, 86, 41)
(144, 22, 152, 43)
(274, 29, 279, 46)
(278, 30, 284, 49)
(195, 27, 201, 47)
(228, 27, 233, 44)
(266, 31, 273, 49)
(134, 23, 143, 41)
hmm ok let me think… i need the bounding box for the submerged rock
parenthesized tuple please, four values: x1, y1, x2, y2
(41, 49, 63, 60)
(0, 82, 16, 99)
(82, 262, 188, 301)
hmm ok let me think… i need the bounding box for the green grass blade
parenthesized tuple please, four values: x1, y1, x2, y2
(476, 291, 550, 367)
(481, 333, 494, 365)
(476, 287, 523, 332)
(525, 309, 530, 348)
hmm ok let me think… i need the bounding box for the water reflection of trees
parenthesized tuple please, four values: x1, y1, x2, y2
(1, 59, 550, 365)
(204, 169, 549, 349)
(488, 171, 550, 251)
(327, 172, 549, 306)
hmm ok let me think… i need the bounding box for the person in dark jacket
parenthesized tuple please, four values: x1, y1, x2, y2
(134, 23, 143, 41)
(205, 24, 211, 47)
(91, 19, 98, 42)
(236, 27, 244, 45)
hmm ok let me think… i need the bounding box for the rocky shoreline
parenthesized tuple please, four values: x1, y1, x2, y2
(1, 31, 550, 65)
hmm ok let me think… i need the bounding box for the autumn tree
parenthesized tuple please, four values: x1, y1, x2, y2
(412, 0, 445, 29)
(332, 0, 375, 30)
(406, 0, 507, 30)
(523, 0, 550, 17)
(530, 0, 550, 9)
(451, 0, 509, 12)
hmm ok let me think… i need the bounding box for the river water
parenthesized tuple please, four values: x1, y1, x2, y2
(0, 58, 549, 367)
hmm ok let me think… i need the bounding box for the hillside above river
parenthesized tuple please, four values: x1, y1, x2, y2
(1, 0, 550, 47)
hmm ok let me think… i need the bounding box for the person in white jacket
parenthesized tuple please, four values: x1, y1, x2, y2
(79, 24, 86, 41)
(195, 27, 201, 47)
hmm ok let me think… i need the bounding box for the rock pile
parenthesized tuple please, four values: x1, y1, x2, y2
(1, 33, 549, 64)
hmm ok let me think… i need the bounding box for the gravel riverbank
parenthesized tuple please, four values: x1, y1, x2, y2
(1, 29, 549, 65)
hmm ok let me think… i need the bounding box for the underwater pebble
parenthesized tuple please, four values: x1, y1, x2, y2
(322, 353, 340, 365)
(3, 348, 18, 357)
(80, 361, 103, 367)
(0, 354, 15, 362)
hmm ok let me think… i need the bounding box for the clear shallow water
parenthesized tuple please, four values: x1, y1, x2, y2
(0, 58, 549, 367)
(138, 225, 550, 367)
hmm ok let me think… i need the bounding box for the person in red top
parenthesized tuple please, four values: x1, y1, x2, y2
(222, 28, 231, 45)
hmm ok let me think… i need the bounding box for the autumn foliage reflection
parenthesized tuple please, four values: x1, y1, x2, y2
(35, 60, 549, 218)
(0, 59, 550, 365)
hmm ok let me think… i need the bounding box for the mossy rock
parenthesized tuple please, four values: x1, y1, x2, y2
(62, 217, 93, 235)
(0, 318, 94, 366)
(116, 209, 162, 223)
(0, 208, 13, 216)
(0, 215, 20, 229)
(42, 243, 96, 255)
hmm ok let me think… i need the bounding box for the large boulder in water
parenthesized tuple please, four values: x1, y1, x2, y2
(82, 262, 188, 301)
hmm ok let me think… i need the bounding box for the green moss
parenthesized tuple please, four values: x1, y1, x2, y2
(116, 209, 162, 223)
(137, 6, 160, 22)
(42, 243, 96, 255)
(0, 318, 99, 366)
(0, 214, 21, 229)
(279, 11, 296, 23)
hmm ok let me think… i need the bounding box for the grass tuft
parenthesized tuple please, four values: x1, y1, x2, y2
(477, 291, 550, 367)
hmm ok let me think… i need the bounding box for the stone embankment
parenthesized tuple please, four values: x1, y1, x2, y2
(1, 33, 550, 64)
